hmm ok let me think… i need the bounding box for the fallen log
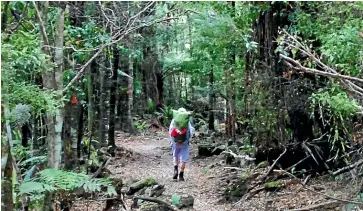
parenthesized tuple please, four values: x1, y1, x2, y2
(133, 196, 179, 211)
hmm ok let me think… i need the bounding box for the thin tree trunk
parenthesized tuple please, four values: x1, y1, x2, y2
(52, 6, 65, 170)
(226, 1, 237, 142)
(1, 1, 9, 31)
(108, 46, 119, 149)
(63, 102, 78, 170)
(126, 55, 135, 133)
(41, 4, 65, 211)
(88, 64, 95, 139)
(98, 55, 107, 148)
(21, 123, 30, 147)
(208, 68, 215, 131)
(2, 103, 14, 211)
(77, 104, 84, 158)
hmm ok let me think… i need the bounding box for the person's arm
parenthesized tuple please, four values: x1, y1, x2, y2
(169, 119, 175, 144)
(169, 119, 175, 135)
(187, 120, 195, 144)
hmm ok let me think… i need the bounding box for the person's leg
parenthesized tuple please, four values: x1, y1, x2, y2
(178, 146, 190, 181)
(172, 145, 181, 179)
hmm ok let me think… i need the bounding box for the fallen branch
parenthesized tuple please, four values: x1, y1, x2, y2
(279, 29, 363, 99)
(285, 155, 311, 173)
(222, 150, 256, 161)
(262, 147, 287, 181)
(281, 170, 363, 205)
(332, 159, 363, 176)
(133, 196, 179, 211)
(224, 167, 245, 171)
(287, 201, 341, 211)
(91, 157, 112, 179)
(280, 54, 363, 84)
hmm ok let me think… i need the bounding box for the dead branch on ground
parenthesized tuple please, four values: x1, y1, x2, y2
(280, 169, 363, 205)
(133, 196, 179, 211)
(222, 150, 256, 161)
(332, 159, 363, 177)
(91, 157, 112, 179)
(287, 201, 341, 211)
(262, 147, 287, 181)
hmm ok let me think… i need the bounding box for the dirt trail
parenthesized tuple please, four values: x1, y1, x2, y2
(73, 131, 360, 211)
(112, 131, 234, 211)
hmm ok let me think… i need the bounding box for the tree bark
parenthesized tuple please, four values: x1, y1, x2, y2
(108, 46, 119, 149)
(51, 6, 65, 170)
(1, 1, 9, 31)
(77, 104, 84, 158)
(228, 1, 237, 142)
(63, 102, 79, 170)
(98, 54, 107, 148)
(208, 68, 215, 131)
(39, 4, 65, 211)
(126, 55, 135, 133)
(88, 63, 95, 140)
(2, 104, 14, 211)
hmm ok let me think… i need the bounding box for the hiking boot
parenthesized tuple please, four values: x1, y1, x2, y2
(173, 166, 178, 180)
(179, 172, 184, 181)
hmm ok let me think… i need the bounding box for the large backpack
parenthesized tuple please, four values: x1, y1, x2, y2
(171, 108, 191, 144)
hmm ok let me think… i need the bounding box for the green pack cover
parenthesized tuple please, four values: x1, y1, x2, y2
(172, 108, 191, 130)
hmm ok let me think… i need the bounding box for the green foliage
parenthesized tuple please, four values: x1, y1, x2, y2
(310, 85, 359, 156)
(145, 177, 156, 185)
(310, 86, 359, 118)
(158, 106, 173, 125)
(18, 168, 117, 200)
(293, 2, 363, 76)
(1, 30, 62, 115)
(171, 194, 181, 205)
(147, 98, 155, 113)
(133, 119, 147, 132)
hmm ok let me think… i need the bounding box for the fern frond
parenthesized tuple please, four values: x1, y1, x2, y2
(19, 181, 56, 195)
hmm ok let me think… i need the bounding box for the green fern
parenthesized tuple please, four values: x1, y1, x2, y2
(19, 181, 57, 195)
(18, 168, 117, 198)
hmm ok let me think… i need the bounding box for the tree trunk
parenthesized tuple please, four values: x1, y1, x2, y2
(63, 102, 78, 170)
(108, 46, 119, 150)
(40, 4, 65, 211)
(1, 1, 9, 31)
(21, 123, 30, 147)
(51, 6, 65, 170)
(2, 104, 14, 211)
(88, 63, 95, 140)
(125, 55, 135, 133)
(77, 104, 84, 158)
(208, 68, 215, 131)
(98, 54, 107, 148)
(226, 1, 237, 142)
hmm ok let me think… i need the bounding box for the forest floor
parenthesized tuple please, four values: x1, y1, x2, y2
(73, 130, 362, 211)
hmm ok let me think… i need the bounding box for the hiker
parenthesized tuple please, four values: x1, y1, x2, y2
(169, 108, 195, 181)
